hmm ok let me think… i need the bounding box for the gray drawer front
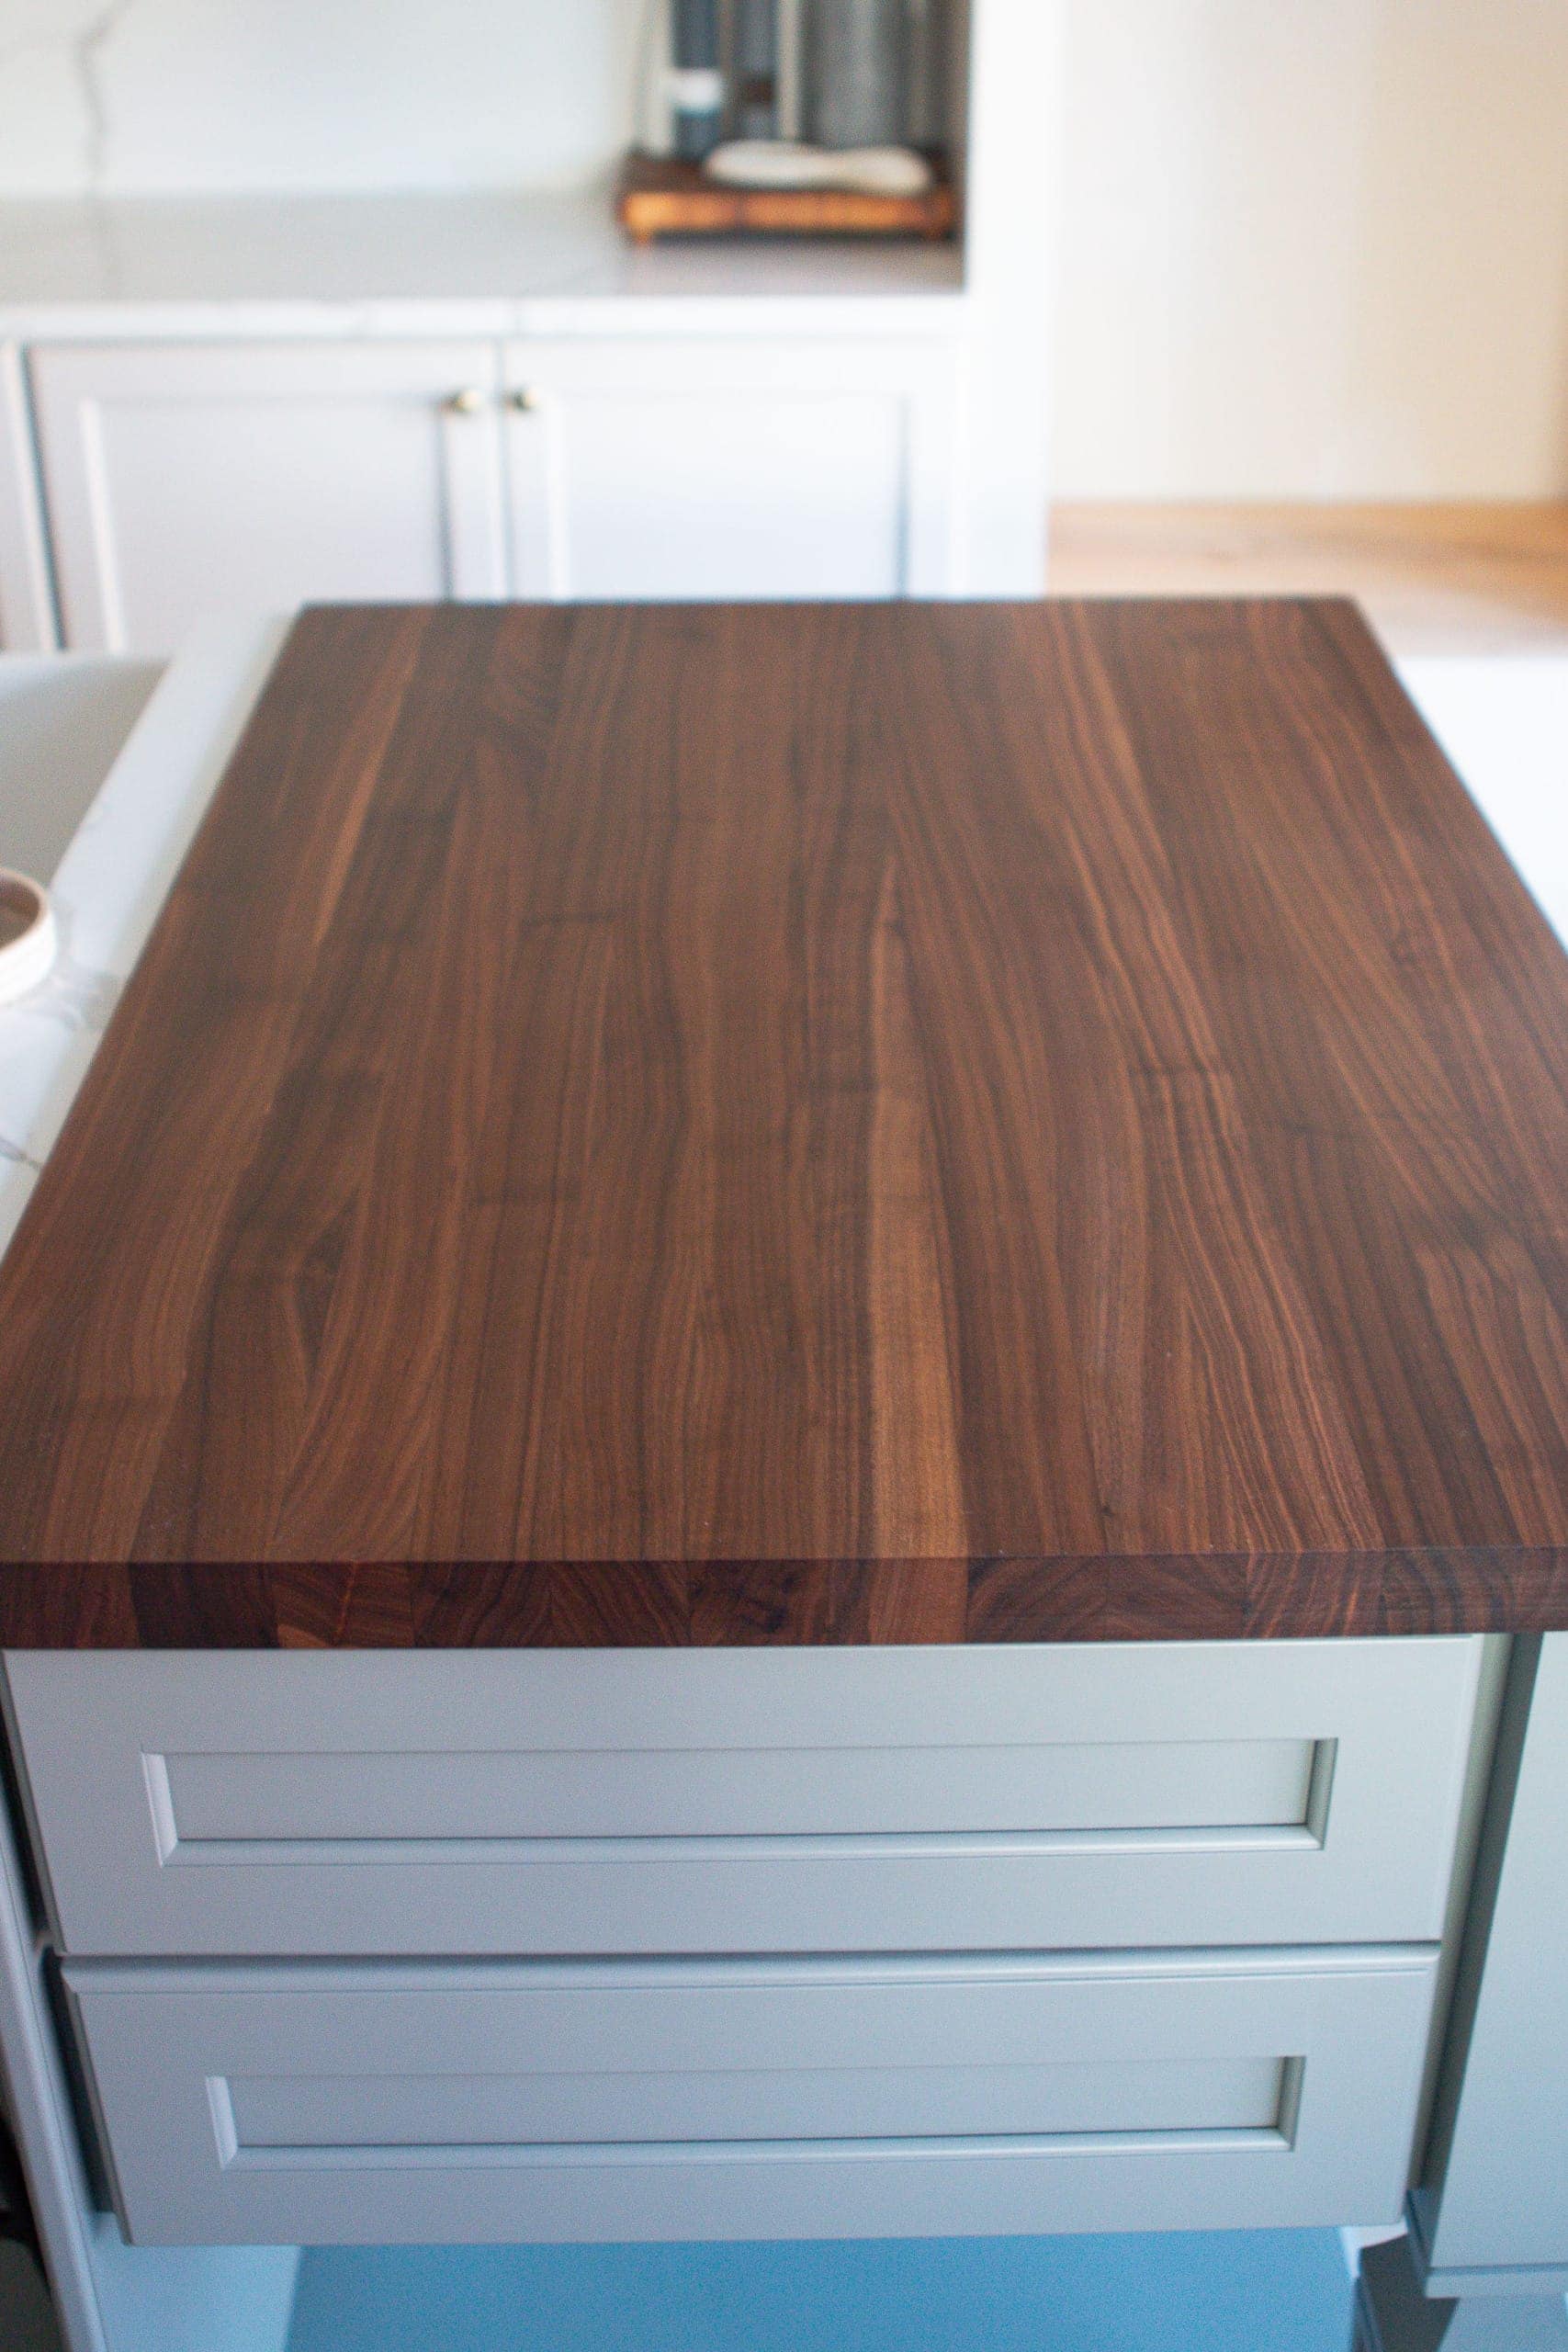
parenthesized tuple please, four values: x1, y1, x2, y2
(7, 1640, 1486, 1956)
(66, 1948, 1438, 2245)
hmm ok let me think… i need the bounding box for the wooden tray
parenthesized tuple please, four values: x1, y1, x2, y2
(615, 152, 956, 245)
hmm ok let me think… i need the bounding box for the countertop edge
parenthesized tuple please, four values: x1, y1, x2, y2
(0, 1551, 1564, 1649)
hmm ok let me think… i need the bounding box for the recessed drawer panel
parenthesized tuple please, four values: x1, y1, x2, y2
(6, 1641, 1486, 1957)
(65, 1948, 1438, 2245)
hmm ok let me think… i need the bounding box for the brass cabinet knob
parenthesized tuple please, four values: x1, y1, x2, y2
(510, 387, 541, 413)
(445, 387, 486, 415)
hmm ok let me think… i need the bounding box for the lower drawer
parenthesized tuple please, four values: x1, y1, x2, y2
(66, 1946, 1438, 2245)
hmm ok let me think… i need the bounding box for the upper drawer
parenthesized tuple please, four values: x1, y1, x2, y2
(5, 1640, 1488, 1958)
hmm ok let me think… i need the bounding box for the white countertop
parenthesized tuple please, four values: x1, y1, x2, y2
(0, 190, 967, 340)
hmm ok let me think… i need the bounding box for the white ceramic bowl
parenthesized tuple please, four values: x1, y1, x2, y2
(0, 868, 57, 1005)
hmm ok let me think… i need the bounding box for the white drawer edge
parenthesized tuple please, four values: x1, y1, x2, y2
(63, 1944, 1440, 1996)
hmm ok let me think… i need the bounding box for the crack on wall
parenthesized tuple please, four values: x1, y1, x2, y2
(72, 0, 136, 188)
(0, 1, 137, 188)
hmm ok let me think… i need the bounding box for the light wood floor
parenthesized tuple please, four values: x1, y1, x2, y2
(1047, 503, 1568, 657)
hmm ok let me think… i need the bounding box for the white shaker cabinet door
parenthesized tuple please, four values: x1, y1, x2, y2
(28, 340, 507, 655)
(502, 337, 960, 601)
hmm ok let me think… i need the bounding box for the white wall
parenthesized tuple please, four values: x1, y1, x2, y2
(1053, 0, 1568, 500)
(0, 0, 649, 195)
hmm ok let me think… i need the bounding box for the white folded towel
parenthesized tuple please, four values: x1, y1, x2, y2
(704, 141, 935, 198)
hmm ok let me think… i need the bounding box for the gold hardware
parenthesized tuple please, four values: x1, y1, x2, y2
(446, 388, 486, 415)
(510, 387, 541, 413)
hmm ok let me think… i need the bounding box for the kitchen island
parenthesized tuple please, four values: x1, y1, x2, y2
(0, 602, 1564, 2351)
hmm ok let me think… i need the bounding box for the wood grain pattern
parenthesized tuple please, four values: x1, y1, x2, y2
(1, 599, 1566, 1646)
(615, 152, 956, 246)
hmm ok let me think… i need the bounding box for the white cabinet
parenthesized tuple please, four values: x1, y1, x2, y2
(0, 0, 1056, 678)
(26, 332, 963, 653)
(3, 1638, 1493, 2250)
(28, 340, 508, 655)
(1409, 1636, 1568, 2288)
(502, 338, 958, 601)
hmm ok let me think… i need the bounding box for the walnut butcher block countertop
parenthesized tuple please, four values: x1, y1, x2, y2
(1, 599, 1565, 1648)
